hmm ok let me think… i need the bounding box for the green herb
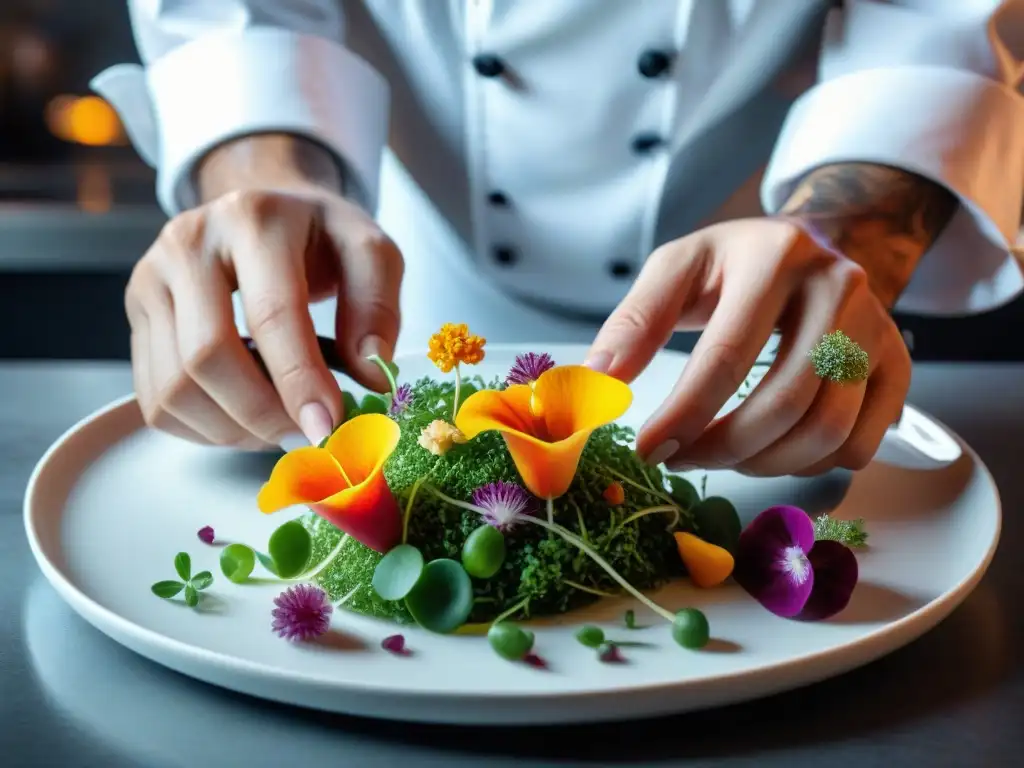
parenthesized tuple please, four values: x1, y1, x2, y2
(691, 496, 742, 554)
(672, 608, 710, 649)
(575, 625, 605, 648)
(372, 544, 425, 601)
(151, 552, 214, 608)
(461, 524, 506, 579)
(814, 514, 868, 548)
(404, 558, 474, 633)
(266, 520, 313, 578)
(360, 393, 390, 415)
(487, 622, 534, 661)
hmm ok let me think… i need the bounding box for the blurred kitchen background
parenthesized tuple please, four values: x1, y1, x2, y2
(0, 0, 1021, 361)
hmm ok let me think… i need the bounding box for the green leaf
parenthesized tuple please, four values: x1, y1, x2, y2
(220, 543, 257, 584)
(404, 558, 474, 634)
(267, 520, 313, 579)
(191, 571, 213, 590)
(488, 622, 534, 661)
(340, 391, 360, 423)
(184, 584, 199, 608)
(461, 524, 506, 579)
(692, 496, 742, 555)
(667, 476, 700, 511)
(359, 393, 390, 415)
(256, 551, 279, 576)
(372, 544, 425, 601)
(151, 580, 185, 599)
(174, 552, 191, 581)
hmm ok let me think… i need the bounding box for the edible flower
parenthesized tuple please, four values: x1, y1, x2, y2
(733, 505, 858, 620)
(418, 419, 466, 456)
(472, 481, 537, 530)
(673, 532, 734, 588)
(455, 365, 632, 500)
(196, 525, 215, 545)
(389, 383, 414, 416)
(603, 481, 625, 506)
(506, 352, 555, 385)
(256, 413, 402, 553)
(271, 584, 333, 641)
(427, 322, 486, 419)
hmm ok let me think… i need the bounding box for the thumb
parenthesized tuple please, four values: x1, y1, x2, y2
(585, 245, 704, 382)
(333, 225, 404, 392)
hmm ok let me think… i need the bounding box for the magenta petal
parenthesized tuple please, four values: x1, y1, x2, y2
(734, 505, 817, 618)
(797, 540, 859, 621)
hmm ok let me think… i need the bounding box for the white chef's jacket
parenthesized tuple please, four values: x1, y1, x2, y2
(95, 0, 1024, 350)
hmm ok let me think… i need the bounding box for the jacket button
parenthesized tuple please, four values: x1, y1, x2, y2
(637, 50, 673, 78)
(493, 246, 517, 265)
(472, 54, 505, 78)
(631, 133, 664, 154)
(488, 191, 509, 206)
(608, 260, 633, 278)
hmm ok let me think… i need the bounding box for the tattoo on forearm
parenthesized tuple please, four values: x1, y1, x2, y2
(780, 163, 958, 307)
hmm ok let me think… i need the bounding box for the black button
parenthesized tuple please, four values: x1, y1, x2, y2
(631, 133, 664, 154)
(493, 246, 517, 265)
(638, 50, 673, 78)
(487, 191, 509, 206)
(472, 54, 505, 78)
(609, 260, 633, 278)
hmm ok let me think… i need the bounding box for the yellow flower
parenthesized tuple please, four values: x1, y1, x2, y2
(428, 323, 486, 373)
(418, 419, 466, 456)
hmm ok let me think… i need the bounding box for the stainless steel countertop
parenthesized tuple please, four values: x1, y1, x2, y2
(2, 361, 1023, 767)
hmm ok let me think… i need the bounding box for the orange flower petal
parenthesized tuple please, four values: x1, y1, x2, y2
(323, 413, 401, 485)
(256, 447, 350, 513)
(455, 366, 632, 499)
(674, 532, 735, 588)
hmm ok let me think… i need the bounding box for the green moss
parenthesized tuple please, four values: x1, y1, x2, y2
(309, 374, 699, 623)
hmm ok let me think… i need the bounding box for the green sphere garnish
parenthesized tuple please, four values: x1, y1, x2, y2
(267, 520, 313, 579)
(488, 621, 535, 660)
(461, 524, 506, 579)
(624, 609, 637, 629)
(575, 625, 605, 648)
(372, 544, 425, 601)
(220, 544, 256, 584)
(809, 330, 869, 384)
(404, 558, 474, 633)
(672, 608, 710, 649)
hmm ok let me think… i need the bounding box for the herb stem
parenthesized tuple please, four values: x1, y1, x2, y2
(619, 505, 681, 531)
(564, 579, 618, 598)
(451, 363, 462, 421)
(402, 475, 428, 544)
(491, 596, 531, 625)
(424, 485, 482, 515)
(367, 353, 399, 400)
(515, 514, 676, 623)
(300, 533, 350, 581)
(546, 496, 555, 526)
(596, 463, 678, 507)
(334, 583, 360, 608)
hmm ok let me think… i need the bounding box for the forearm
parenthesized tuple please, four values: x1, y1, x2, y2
(197, 133, 344, 203)
(780, 163, 959, 308)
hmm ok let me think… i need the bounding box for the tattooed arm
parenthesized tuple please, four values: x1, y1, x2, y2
(779, 163, 959, 309)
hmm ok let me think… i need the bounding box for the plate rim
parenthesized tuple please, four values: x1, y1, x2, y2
(22, 345, 1004, 716)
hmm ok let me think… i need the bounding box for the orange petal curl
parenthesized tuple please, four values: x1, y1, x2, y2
(257, 413, 402, 553)
(455, 365, 632, 499)
(674, 532, 735, 588)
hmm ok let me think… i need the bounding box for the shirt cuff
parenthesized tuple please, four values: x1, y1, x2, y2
(761, 65, 1024, 316)
(95, 27, 389, 215)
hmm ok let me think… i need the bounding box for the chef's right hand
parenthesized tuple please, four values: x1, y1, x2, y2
(124, 143, 403, 450)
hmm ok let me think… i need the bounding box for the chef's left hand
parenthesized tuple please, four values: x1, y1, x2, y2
(585, 216, 911, 477)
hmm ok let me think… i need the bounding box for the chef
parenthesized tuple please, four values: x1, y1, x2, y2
(93, 0, 1024, 477)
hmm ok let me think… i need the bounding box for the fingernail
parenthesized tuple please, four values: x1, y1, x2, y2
(278, 432, 309, 452)
(359, 334, 391, 361)
(584, 351, 613, 373)
(644, 439, 680, 467)
(298, 403, 334, 446)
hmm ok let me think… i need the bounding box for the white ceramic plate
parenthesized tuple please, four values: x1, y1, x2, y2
(24, 344, 1001, 725)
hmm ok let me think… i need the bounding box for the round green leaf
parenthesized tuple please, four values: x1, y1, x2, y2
(184, 584, 199, 608)
(575, 625, 604, 648)
(461, 524, 506, 579)
(488, 622, 535, 661)
(672, 608, 710, 649)
(404, 558, 474, 634)
(174, 552, 191, 581)
(359, 393, 390, 415)
(341, 391, 360, 423)
(692, 496, 742, 555)
(667, 476, 700, 511)
(220, 543, 256, 584)
(372, 544, 425, 601)
(267, 520, 312, 579)
(151, 580, 184, 599)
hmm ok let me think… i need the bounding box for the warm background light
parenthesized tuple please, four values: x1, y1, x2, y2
(44, 94, 125, 147)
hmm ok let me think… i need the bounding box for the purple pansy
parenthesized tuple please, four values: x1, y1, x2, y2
(733, 505, 858, 621)
(472, 481, 536, 531)
(506, 352, 555, 386)
(390, 383, 414, 416)
(271, 584, 333, 641)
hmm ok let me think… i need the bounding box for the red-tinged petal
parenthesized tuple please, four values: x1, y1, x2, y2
(257, 447, 350, 513)
(796, 540, 859, 621)
(312, 468, 402, 553)
(733, 505, 817, 618)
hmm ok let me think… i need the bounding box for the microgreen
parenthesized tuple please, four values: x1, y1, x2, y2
(372, 544, 425, 601)
(360, 393, 390, 416)
(404, 558, 474, 633)
(487, 622, 535, 661)
(151, 552, 214, 608)
(692, 496, 742, 555)
(461, 524, 506, 579)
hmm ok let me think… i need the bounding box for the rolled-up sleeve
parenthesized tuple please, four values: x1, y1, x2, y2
(761, 0, 1024, 315)
(91, 0, 389, 215)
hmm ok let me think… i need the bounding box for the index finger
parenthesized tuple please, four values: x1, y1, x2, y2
(636, 278, 787, 463)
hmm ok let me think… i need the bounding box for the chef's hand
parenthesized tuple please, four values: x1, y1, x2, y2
(124, 135, 403, 450)
(586, 163, 959, 476)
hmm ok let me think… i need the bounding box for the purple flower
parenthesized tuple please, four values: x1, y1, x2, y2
(390, 384, 413, 416)
(197, 525, 215, 545)
(506, 352, 555, 385)
(733, 505, 858, 621)
(271, 584, 333, 641)
(472, 481, 536, 531)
